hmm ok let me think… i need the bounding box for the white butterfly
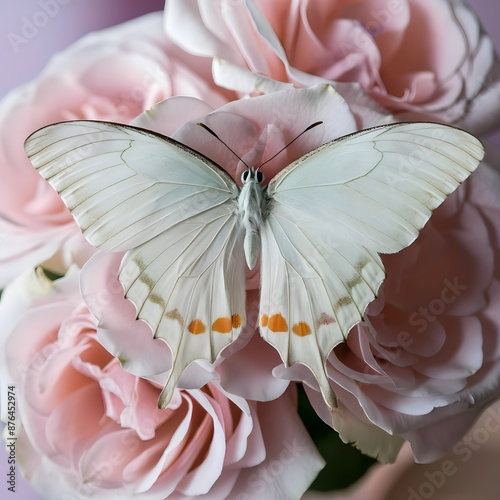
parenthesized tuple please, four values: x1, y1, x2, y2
(25, 120, 484, 410)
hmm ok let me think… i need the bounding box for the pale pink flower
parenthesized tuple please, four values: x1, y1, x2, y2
(0, 268, 324, 499)
(298, 160, 500, 463)
(165, 0, 500, 134)
(303, 401, 500, 500)
(0, 12, 231, 287)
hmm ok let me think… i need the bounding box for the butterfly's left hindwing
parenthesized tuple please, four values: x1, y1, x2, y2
(261, 122, 484, 408)
(25, 120, 246, 408)
(259, 213, 385, 407)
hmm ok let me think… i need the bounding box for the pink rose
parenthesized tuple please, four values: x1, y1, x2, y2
(79, 85, 358, 402)
(298, 160, 500, 463)
(0, 268, 324, 499)
(165, 0, 500, 134)
(0, 12, 232, 287)
(302, 401, 500, 500)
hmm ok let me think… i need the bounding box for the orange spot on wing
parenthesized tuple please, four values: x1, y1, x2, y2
(188, 319, 206, 335)
(260, 314, 268, 327)
(268, 313, 288, 332)
(292, 322, 312, 337)
(212, 317, 232, 334)
(232, 314, 243, 329)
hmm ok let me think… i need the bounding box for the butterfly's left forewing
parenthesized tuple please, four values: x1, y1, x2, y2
(261, 122, 484, 408)
(25, 120, 246, 408)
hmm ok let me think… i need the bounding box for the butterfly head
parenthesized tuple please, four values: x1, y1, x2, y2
(241, 167, 265, 185)
(198, 121, 324, 189)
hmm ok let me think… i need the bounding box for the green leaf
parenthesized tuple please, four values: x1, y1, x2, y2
(40, 268, 65, 281)
(298, 384, 376, 491)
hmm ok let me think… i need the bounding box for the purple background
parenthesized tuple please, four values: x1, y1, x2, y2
(0, 0, 499, 498)
(0, 0, 165, 97)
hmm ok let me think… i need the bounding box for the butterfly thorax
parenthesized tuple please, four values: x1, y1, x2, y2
(238, 168, 266, 270)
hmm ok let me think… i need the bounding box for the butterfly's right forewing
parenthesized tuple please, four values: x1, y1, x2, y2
(25, 121, 240, 250)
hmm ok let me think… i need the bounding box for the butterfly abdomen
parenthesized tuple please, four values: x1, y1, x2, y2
(238, 177, 265, 269)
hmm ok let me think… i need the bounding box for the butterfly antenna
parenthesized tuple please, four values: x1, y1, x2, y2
(197, 122, 251, 169)
(258, 121, 323, 170)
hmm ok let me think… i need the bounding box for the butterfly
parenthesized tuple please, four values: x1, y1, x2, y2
(24, 119, 484, 410)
